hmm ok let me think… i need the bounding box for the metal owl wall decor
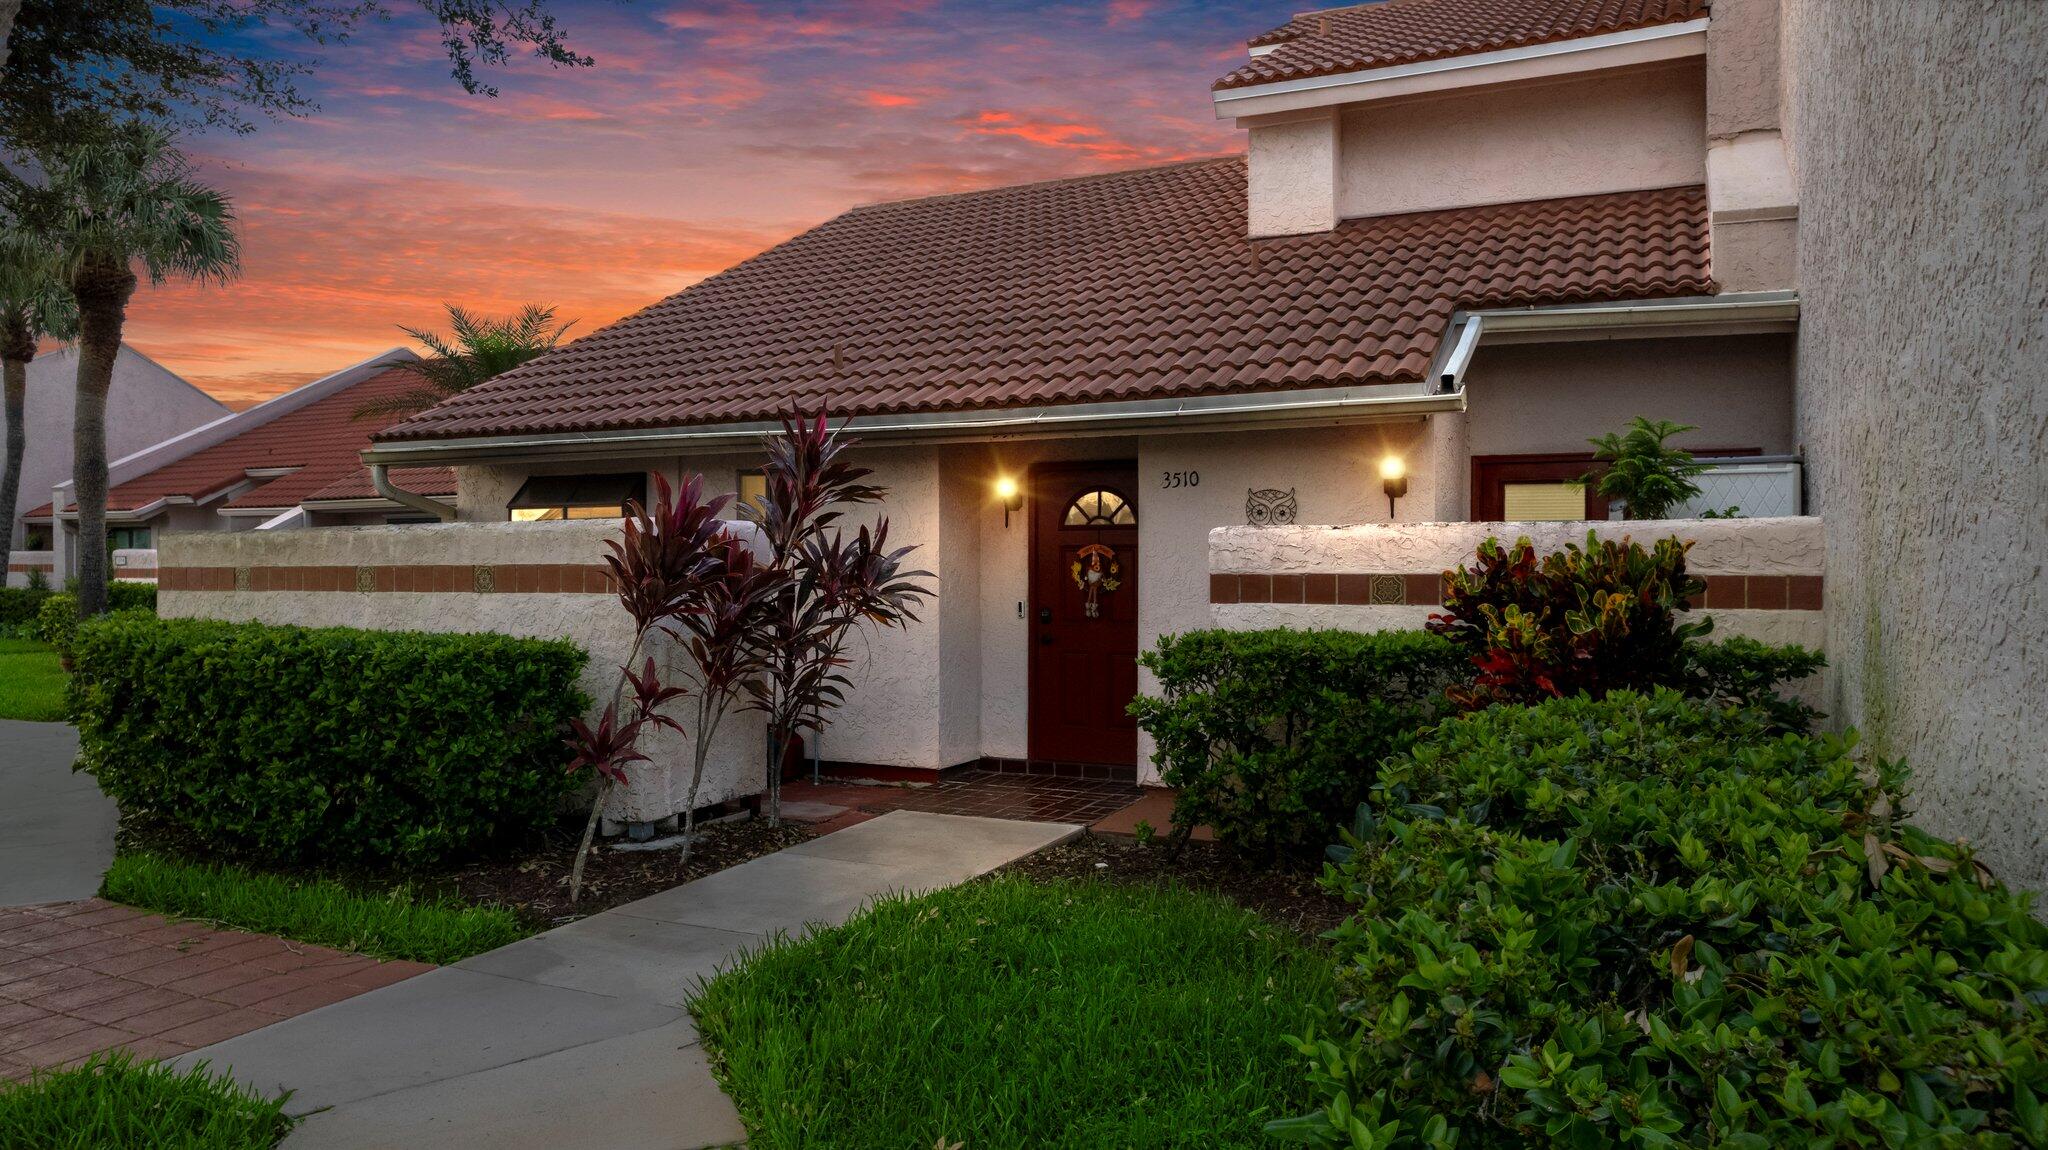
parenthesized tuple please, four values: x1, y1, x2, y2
(1245, 488, 1298, 526)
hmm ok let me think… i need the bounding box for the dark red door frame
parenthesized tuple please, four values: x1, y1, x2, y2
(1026, 459, 1140, 767)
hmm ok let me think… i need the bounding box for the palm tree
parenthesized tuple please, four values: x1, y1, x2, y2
(0, 223, 74, 583)
(40, 125, 237, 615)
(355, 303, 574, 420)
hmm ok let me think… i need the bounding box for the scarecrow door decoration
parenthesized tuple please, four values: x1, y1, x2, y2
(1071, 543, 1121, 619)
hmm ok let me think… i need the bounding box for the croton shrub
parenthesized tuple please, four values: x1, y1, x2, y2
(1429, 532, 1823, 729)
(70, 615, 588, 867)
(1272, 691, 2048, 1149)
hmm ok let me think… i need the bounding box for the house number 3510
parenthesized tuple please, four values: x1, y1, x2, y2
(1160, 470, 1199, 489)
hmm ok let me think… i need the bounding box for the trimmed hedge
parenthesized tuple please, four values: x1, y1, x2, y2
(1130, 629, 1462, 862)
(0, 586, 54, 631)
(1275, 691, 2048, 1148)
(71, 616, 590, 868)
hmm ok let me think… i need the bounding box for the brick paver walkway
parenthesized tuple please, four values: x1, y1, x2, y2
(0, 899, 431, 1081)
(782, 770, 1143, 832)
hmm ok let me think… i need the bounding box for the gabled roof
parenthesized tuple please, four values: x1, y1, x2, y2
(376, 160, 1711, 444)
(1215, 0, 1710, 92)
(37, 362, 453, 517)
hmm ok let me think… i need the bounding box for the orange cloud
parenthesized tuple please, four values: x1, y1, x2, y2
(120, 160, 803, 405)
(856, 89, 920, 108)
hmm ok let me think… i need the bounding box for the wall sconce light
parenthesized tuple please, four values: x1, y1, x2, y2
(1379, 455, 1408, 518)
(994, 476, 1022, 527)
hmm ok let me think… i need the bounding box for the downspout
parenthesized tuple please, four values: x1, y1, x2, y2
(371, 463, 455, 522)
(1438, 315, 1483, 393)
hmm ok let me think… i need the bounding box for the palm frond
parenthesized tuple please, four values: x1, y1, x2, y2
(359, 300, 575, 420)
(37, 125, 241, 290)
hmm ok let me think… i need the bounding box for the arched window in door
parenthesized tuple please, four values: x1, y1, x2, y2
(1063, 488, 1136, 527)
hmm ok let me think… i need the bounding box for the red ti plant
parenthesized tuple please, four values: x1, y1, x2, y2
(563, 473, 732, 903)
(662, 535, 781, 861)
(743, 410, 932, 824)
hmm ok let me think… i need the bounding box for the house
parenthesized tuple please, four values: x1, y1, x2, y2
(4, 345, 227, 587)
(348, 0, 1796, 782)
(29, 348, 453, 584)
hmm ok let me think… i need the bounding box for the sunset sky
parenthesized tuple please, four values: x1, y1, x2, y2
(128, 0, 1293, 407)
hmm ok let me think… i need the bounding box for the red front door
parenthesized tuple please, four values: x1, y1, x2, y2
(1028, 461, 1140, 766)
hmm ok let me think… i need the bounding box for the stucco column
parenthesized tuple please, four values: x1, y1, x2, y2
(1425, 410, 1469, 521)
(1246, 108, 1339, 238)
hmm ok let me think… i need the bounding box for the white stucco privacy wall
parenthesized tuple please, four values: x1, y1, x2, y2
(1782, 0, 2047, 895)
(157, 522, 770, 826)
(1209, 518, 1830, 704)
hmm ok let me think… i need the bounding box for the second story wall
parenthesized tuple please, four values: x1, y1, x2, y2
(1336, 60, 1706, 221)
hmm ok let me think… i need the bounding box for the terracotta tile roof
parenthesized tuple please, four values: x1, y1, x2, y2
(376, 160, 1710, 443)
(300, 466, 458, 504)
(38, 366, 449, 516)
(1216, 0, 1710, 91)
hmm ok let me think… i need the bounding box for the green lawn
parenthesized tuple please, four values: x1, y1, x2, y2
(0, 1052, 291, 1149)
(100, 853, 530, 966)
(691, 876, 1333, 1148)
(0, 638, 66, 722)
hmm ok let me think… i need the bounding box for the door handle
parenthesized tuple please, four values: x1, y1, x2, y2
(1038, 608, 1052, 624)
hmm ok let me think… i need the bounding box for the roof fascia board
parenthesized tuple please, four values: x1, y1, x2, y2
(1214, 19, 1708, 119)
(47, 347, 421, 504)
(363, 384, 1465, 468)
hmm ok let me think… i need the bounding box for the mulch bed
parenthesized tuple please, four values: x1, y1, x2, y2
(115, 811, 817, 928)
(434, 816, 816, 924)
(995, 832, 1350, 940)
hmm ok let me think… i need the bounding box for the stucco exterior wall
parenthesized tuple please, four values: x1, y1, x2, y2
(1247, 109, 1338, 237)
(1134, 420, 1438, 781)
(7, 346, 226, 550)
(1782, 0, 2047, 893)
(1209, 517, 1831, 703)
(156, 522, 770, 825)
(1335, 61, 1706, 222)
(1706, 0, 1781, 139)
(1465, 335, 1797, 461)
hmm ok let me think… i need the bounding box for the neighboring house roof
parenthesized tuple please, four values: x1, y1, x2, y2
(35, 364, 452, 517)
(301, 466, 458, 504)
(377, 160, 1710, 443)
(1216, 0, 1710, 91)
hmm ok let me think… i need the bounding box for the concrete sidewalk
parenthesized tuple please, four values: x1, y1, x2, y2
(178, 810, 1080, 1149)
(0, 721, 115, 908)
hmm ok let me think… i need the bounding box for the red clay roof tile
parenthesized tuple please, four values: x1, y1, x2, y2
(376, 160, 1710, 443)
(1218, 0, 1709, 91)
(42, 366, 452, 516)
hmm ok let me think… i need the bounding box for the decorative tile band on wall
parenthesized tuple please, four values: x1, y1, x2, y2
(159, 564, 616, 595)
(1210, 572, 1823, 610)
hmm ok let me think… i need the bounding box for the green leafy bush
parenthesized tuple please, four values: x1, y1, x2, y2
(12, 583, 155, 647)
(71, 616, 589, 867)
(105, 580, 158, 614)
(1687, 635, 1827, 732)
(1275, 691, 2048, 1149)
(1429, 532, 1707, 709)
(24, 591, 77, 651)
(0, 585, 55, 632)
(1130, 629, 1461, 863)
